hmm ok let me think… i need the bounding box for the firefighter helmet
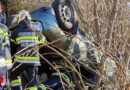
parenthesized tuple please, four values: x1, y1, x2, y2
(17, 10, 31, 23)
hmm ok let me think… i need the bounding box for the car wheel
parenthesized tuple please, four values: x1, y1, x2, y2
(52, 0, 77, 31)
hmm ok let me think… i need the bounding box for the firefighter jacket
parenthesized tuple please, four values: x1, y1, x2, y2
(11, 20, 46, 66)
(0, 23, 12, 69)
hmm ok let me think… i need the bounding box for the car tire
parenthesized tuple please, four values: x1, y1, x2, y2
(52, 0, 77, 31)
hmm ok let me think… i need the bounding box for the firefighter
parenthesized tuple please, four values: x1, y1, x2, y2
(8, 9, 73, 90)
(40, 66, 73, 90)
(10, 10, 46, 90)
(0, 2, 12, 90)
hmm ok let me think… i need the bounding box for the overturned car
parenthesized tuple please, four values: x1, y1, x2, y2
(6, 0, 103, 89)
(30, 0, 101, 87)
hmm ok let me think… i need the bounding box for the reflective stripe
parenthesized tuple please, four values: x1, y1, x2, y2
(3, 33, 8, 39)
(12, 83, 22, 87)
(14, 59, 40, 64)
(5, 59, 12, 64)
(11, 39, 17, 44)
(52, 73, 70, 82)
(0, 58, 5, 63)
(0, 58, 6, 68)
(52, 72, 73, 87)
(16, 36, 39, 41)
(20, 42, 35, 47)
(0, 29, 3, 33)
(2, 43, 5, 46)
(3, 33, 8, 36)
(18, 32, 36, 36)
(17, 40, 39, 44)
(29, 87, 38, 90)
(15, 56, 39, 60)
(39, 36, 46, 43)
(12, 79, 21, 84)
(11, 39, 15, 42)
(40, 84, 46, 90)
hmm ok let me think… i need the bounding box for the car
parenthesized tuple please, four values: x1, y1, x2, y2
(6, 0, 101, 89)
(30, 0, 101, 88)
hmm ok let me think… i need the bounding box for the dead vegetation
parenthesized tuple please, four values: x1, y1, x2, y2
(74, 0, 130, 89)
(3, 0, 130, 89)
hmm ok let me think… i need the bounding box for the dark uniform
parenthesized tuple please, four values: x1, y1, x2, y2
(41, 67, 73, 90)
(39, 47, 73, 90)
(0, 13, 12, 89)
(10, 20, 46, 90)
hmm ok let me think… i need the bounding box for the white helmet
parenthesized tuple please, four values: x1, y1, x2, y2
(17, 10, 31, 23)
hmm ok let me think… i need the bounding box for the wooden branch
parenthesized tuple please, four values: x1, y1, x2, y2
(93, 0, 102, 43)
(106, 0, 118, 47)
